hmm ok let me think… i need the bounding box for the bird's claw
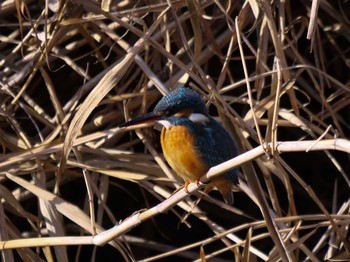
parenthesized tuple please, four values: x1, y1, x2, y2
(184, 180, 203, 193)
(184, 181, 190, 193)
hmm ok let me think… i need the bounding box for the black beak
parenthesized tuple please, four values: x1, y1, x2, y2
(119, 112, 164, 128)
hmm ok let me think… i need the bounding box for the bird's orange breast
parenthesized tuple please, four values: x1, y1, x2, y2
(160, 126, 209, 182)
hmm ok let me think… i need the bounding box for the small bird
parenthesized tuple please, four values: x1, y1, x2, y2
(120, 88, 239, 204)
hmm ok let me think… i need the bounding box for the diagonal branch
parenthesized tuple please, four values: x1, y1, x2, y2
(1, 139, 349, 254)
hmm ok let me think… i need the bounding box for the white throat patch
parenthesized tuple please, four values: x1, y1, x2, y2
(188, 113, 209, 124)
(157, 120, 172, 130)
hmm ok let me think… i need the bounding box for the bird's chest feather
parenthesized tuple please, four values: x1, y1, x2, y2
(160, 125, 209, 182)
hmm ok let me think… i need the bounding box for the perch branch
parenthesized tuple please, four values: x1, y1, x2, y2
(1, 139, 348, 250)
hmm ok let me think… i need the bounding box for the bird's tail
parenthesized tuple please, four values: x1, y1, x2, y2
(209, 176, 234, 205)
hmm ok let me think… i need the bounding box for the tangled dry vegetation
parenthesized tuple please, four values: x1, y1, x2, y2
(1, 0, 350, 261)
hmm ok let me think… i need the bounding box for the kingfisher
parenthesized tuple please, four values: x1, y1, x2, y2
(120, 87, 239, 204)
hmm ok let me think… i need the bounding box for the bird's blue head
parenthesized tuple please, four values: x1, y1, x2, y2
(153, 88, 208, 116)
(120, 88, 209, 128)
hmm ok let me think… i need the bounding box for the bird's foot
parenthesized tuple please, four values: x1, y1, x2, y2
(184, 180, 190, 193)
(184, 180, 204, 193)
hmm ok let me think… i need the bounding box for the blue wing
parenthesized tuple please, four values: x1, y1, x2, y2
(191, 117, 239, 184)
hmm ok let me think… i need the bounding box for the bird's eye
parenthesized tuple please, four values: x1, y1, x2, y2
(162, 110, 171, 116)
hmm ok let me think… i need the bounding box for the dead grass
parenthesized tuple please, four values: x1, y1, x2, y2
(0, 0, 350, 261)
